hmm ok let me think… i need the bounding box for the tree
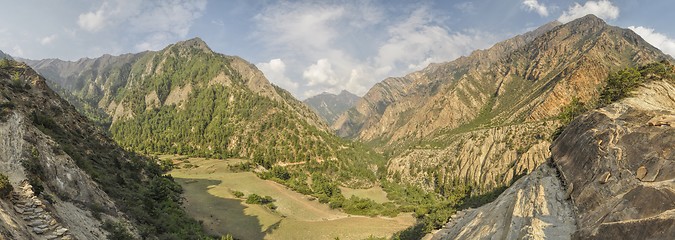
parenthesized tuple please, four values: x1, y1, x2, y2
(0, 174, 13, 198)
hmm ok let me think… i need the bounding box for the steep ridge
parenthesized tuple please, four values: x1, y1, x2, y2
(332, 21, 562, 140)
(337, 15, 671, 194)
(433, 69, 675, 239)
(304, 90, 360, 125)
(0, 60, 208, 238)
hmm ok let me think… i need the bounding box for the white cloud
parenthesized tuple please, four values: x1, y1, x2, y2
(628, 26, 675, 57)
(558, 0, 619, 23)
(11, 45, 24, 57)
(39, 34, 58, 45)
(303, 59, 339, 87)
(78, 6, 107, 32)
(522, 0, 549, 17)
(254, 2, 497, 98)
(375, 8, 494, 74)
(255, 2, 346, 53)
(257, 59, 299, 92)
(77, 0, 207, 51)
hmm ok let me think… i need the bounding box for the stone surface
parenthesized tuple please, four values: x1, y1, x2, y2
(551, 80, 675, 239)
(432, 164, 576, 240)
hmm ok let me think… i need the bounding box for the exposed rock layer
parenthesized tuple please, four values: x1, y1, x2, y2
(433, 79, 675, 239)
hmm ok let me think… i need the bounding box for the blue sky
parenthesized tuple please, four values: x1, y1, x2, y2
(1, 0, 674, 99)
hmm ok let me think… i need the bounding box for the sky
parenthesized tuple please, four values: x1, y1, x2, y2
(1, 0, 674, 99)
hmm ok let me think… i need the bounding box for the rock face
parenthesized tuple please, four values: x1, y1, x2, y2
(433, 79, 675, 239)
(335, 15, 671, 194)
(551, 80, 675, 239)
(304, 90, 360, 125)
(432, 164, 576, 240)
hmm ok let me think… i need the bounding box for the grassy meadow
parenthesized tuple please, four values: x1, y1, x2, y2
(167, 156, 415, 240)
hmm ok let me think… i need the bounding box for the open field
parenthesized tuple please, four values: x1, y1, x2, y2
(339, 186, 390, 204)
(168, 157, 415, 240)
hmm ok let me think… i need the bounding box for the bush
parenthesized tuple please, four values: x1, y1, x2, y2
(245, 193, 274, 205)
(599, 61, 675, 107)
(0, 174, 13, 198)
(102, 220, 134, 240)
(230, 190, 244, 198)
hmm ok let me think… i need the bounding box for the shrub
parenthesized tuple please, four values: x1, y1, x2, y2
(245, 193, 274, 205)
(230, 190, 244, 198)
(0, 174, 13, 198)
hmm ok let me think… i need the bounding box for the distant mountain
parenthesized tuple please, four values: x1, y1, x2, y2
(0, 60, 207, 238)
(0, 50, 11, 60)
(304, 90, 360, 125)
(335, 15, 672, 195)
(24, 38, 382, 185)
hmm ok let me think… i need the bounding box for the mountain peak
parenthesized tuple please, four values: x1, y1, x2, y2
(566, 14, 607, 28)
(338, 89, 358, 98)
(172, 37, 212, 53)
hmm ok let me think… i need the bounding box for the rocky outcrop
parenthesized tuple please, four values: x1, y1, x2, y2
(432, 164, 576, 240)
(551, 80, 675, 239)
(387, 121, 557, 194)
(433, 79, 675, 239)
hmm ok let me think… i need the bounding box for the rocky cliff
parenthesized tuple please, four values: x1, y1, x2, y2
(304, 90, 360, 125)
(433, 77, 675, 239)
(338, 15, 671, 194)
(0, 60, 208, 239)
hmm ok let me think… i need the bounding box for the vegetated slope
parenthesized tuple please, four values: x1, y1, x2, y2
(304, 90, 360, 125)
(24, 38, 382, 184)
(433, 62, 675, 239)
(0, 59, 209, 239)
(335, 15, 672, 195)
